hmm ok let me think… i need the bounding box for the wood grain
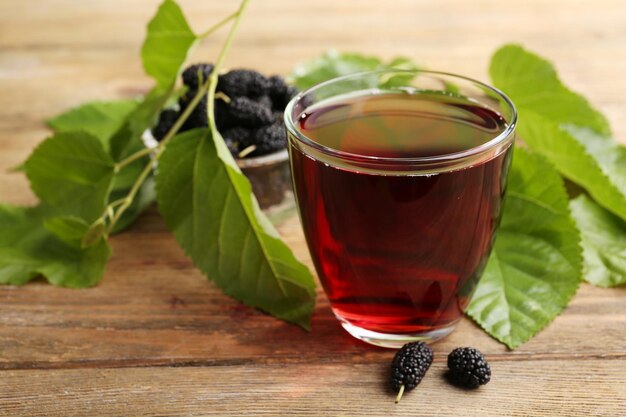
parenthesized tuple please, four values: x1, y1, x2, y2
(1, 0, 625, 415)
(1, 360, 625, 417)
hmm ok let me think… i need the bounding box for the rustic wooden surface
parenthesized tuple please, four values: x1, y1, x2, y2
(1, 0, 625, 416)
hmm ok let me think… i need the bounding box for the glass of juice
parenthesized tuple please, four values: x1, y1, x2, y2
(285, 70, 516, 347)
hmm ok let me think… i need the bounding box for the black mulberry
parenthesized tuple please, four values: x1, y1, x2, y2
(221, 126, 252, 156)
(217, 69, 270, 98)
(250, 123, 287, 156)
(224, 96, 274, 128)
(151, 109, 179, 141)
(447, 347, 491, 389)
(390, 341, 433, 403)
(272, 111, 285, 124)
(178, 89, 208, 131)
(182, 63, 214, 89)
(268, 75, 299, 110)
(255, 95, 273, 109)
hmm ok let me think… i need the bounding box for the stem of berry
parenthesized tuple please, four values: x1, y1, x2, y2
(100, 0, 251, 234)
(106, 160, 153, 234)
(395, 385, 405, 404)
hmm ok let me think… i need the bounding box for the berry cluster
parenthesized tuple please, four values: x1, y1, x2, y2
(152, 64, 299, 158)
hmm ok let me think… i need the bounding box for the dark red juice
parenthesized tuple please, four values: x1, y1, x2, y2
(289, 92, 512, 335)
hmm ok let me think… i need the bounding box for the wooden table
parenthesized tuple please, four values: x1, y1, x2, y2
(1, 1, 625, 415)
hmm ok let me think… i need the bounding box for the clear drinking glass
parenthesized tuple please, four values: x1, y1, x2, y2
(285, 70, 516, 347)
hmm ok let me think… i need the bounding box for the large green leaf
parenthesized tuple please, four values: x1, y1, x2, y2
(156, 128, 316, 329)
(40, 94, 163, 233)
(564, 125, 626, 195)
(46, 99, 139, 152)
(467, 149, 582, 349)
(490, 44, 626, 221)
(490, 45, 609, 134)
(0, 205, 111, 287)
(24, 131, 116, 223)
(290, 50, 417, 90)
(141, 0, 197, 89)
(44, 215, 100, 248)
(570, 195, 626, 288)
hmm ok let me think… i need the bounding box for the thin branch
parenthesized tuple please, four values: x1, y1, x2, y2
(197, 10, 239, 39)
(106, 161, 153, 234)
(116, 147, 153, 171)
(207, 0, 250, 133)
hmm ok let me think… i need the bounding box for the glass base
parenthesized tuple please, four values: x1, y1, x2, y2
(337, 316, 459, 348)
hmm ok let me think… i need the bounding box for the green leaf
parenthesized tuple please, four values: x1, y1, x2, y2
(570, 195, 626, 288)
(36, 90, 164, 234)
(141, 0, 197, 89)
(490, 44, 626, 221)
(82, 218, 107, 248)
(45, 215, 105, 249)
(489, 44, 609, 135)
(290, 50, 417, 90)
(467, 149, 582, 349)
(0, 205, 111, 287)
(29, 98, 159, 234)
(564, 125, 626, 196)
(46, 99, 139, 152)
(24, 131, 116, 223)
(44, 216, 92, 248)
(156, 128, 316, 329)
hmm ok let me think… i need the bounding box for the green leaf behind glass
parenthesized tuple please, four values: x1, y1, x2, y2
(290, 50, 417, 90)
(467, 149, 582, 349)
(47, 99, 139, 152)
(24, 131, 116, 223)
(0, 205, 111, 287)
(156, 129, 316, 329)
(141, 0, 197, 89)
(570, 195, 626, 288)
(490, 45, 609, 134)
(490, 44, 626, 221)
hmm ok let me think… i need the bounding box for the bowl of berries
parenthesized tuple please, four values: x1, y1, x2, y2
(150, 64, 299, 214)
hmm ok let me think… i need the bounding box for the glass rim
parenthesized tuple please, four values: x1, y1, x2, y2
(284, 69, 517, 165)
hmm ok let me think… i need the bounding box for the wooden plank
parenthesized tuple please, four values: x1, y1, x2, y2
(0, 213, 624, 369)
(1, 359, 625, 416)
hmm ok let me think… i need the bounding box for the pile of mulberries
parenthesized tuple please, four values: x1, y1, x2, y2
(151, 63, 299, 158)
